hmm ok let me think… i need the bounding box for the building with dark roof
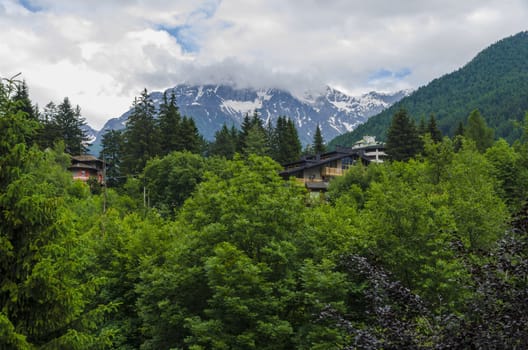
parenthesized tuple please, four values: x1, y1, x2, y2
(280, 136, 386, 192)
(68, 155, 104, 183)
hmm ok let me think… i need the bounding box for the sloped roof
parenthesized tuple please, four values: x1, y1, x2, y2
(68, 162, 98, 170)
(280, 151, 368, 177)
(71, 155, 102, 163)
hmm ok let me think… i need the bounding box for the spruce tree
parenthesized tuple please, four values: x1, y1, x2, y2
(158, 91, 182, 155)
(243, 123, 269, 157)
(275, 116, 302, 164)
(122, 89, 161, 175)
(53, 97, 89, 155)
(274, 116, 287, 163)
(313, 124, 326, 154)
(210, 124, 237, 159)
(38, 102, 59, 149)
(238, 110, 265, 152)
(427, 114, 442, 143)
(238, 113, 253, 152)
(13, 80, 37, 121)
(100, 129, 123, 187)
(265, 119, 278, 160)
(12, 80, 40, 146)
(386, 108, 422, 161)
(179, 116, 203, 154)
(454, 121, 465, 137)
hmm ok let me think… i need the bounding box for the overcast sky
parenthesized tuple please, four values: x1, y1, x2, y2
(1, 0, 527, 129)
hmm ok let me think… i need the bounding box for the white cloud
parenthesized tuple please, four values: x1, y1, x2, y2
(1, 0, 527, 129)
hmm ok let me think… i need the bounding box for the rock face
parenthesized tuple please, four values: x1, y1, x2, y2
(90, 84, 408, 154)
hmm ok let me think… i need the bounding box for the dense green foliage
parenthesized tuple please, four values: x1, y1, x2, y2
(0, 77, 111, 348)
(330, 31, 528, 147)
(4, 61, 528, 349)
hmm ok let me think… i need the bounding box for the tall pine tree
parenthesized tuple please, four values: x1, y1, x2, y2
(386, 108, 422, 161)
(99, 129, 123, 187)
(210, 124, 238, 159)
(313, 124, 326, 154)
(122, 89, 160, 175)
(275, 116, 302, 164)
(243, 123, 269, 157)
(427, 114, 442, 143)
(158, 91, 183, 155)
(237, 113, 253, 152)
(43, 97, 89, 155)
(11, 80, 39, 146)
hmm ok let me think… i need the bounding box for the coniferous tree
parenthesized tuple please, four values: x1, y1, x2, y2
(179, 116, 203, 154)
(36, 98, 88, 154)
(313, 124, 326, 154)
(53, 97, 89, 155)
(455, 121, 465, 137)
(418, 116, 427, 136)
(238, 112, 253, 152)
(250, 110, 263, 129)
(100, 129, 123, 187)
(13, 81, 37, 121)
(122, 89, 161, 175)
(11, 80, 40, 146)
(274, 116, 287, 163)
(464, 109, 494, 153)
(158, 91, 182, 155)
(453, 121, 466, 152)
(386, 108, 422, 161)
(243, 124, 269, 157)
(275, 116, 302, 164)
(210, 124, 237, 159)
(237, 110, 264, 152)
(230, 125, 239, 153)
(265, 119, 278, 159)
(427, 114, 443, 143)
(38, 101, 60, 149)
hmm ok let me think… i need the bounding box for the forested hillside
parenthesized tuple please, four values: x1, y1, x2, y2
(3, 69, 528, 348)
(330, 31, 528, 148)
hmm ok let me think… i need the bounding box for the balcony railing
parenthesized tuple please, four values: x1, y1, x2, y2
(321, 167, 344, 177)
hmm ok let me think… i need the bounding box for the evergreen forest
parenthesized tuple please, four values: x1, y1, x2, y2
(3, 72, 528, 350)
(330, 31, 528, 148)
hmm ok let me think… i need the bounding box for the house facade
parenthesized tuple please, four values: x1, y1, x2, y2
(68, 155, 104, 183)
(280, 136, 386, 192)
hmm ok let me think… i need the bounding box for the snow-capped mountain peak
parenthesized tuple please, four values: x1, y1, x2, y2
(89, 84, 409, 155)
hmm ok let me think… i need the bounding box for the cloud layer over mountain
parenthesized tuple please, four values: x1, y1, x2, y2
(1, 0, 527, 129)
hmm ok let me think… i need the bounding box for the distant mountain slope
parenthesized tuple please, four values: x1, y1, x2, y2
(329, 31, 528, 148)
(90, 85, 407, 155)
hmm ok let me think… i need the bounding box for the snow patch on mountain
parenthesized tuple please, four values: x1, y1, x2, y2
(221, 99, 262, 115)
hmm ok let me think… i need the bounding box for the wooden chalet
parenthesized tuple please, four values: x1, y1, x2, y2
(280, 136, 386, 192)
(68, 155, 104, 183)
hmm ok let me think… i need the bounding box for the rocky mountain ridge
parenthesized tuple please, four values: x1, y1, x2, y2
(89, 84, 408, 154)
